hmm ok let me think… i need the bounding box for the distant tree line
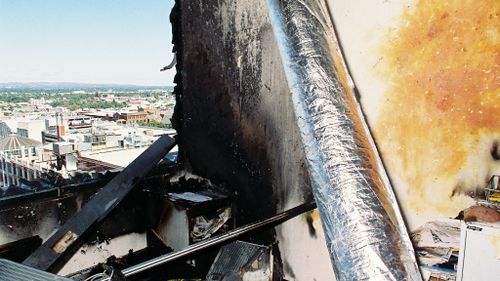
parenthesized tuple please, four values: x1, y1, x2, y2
(0, 90, 174, 111)
(137, 120, 172, 129)
(49, 95, 127, 110)
(0, 94, 31, 103)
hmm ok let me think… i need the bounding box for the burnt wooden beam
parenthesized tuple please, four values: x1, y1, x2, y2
(23, 135, 176, 273)
(0, 235, 42, 262)
(0, 178, 111, 211)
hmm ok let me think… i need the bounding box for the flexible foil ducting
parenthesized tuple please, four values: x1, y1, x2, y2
(266, 1, 422, 280)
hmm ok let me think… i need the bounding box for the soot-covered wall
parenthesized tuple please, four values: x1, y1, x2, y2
(172, 0, 336, 279)
(173, 0, 312, 221)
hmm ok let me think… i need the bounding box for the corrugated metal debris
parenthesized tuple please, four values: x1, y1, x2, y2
(206, 241, 272, 281)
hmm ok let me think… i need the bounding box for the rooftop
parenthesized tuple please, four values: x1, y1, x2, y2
(0, 134, 41, 152)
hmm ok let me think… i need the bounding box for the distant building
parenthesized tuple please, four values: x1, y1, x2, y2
(16, 119, 45, 143)
(0, 122, 12, 138)
(0, 110, 174, 190)
(0, 135, 42, 188)
(42, 113, 99, 143)
(29, 97, 46, 106)
(113, 112, 149, 124)
(82, 111, 114, 121)
(67, 116, 92, 131)
(0, 134, 41, 158)
(0, 134, 120, 190)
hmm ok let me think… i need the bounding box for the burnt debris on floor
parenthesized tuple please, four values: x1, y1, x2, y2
(0, 129, 315, 280)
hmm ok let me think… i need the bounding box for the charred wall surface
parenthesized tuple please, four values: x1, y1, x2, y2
(174, 0, 312, 221)
(173, 1, 336, 279)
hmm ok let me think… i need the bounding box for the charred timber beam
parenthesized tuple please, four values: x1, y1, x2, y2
(267, 1, 422, 280)
(0, 179, 110, 211)
(23, 135, 176, 273)
(0, 236, 42, 263)
(98, 201, 317, 280)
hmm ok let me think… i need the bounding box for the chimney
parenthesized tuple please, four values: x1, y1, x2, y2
(57, 124, 65, 138)
(56, 113, 65, 141)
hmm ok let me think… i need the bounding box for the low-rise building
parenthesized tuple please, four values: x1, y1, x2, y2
(113, 111, 149, 124)
(0, 121, 13, 138)
(0, 135, 43, 188)
(16, 119, 45, 143)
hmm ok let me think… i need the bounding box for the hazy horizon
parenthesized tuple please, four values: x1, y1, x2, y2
(0, 0, 176, 86)
(0, 81, 173, 88)
(0, 81, 173, 87)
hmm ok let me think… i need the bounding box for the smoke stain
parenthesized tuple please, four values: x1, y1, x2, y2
(374, 0, 500, 213)
(491, 141, 499, 161)
(306, 211, 318, 238)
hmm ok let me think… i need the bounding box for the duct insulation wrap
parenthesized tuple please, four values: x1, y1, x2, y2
(266, 1, 422, 280)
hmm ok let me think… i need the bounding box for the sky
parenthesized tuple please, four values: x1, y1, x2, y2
(0, 0, 176, 86)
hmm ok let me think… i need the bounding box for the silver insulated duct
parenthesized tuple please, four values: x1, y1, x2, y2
(266, 1, 422, 280)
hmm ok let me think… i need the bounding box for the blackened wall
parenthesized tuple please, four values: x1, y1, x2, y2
(174, 0, 312, 220)
(173, 0, 336, 279)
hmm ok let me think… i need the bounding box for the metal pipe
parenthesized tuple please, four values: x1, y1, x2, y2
(266, 1, 422, 280)
(98, 201, 316, 280)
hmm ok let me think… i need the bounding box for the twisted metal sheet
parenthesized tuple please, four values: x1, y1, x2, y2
(266, 1, 422, 280)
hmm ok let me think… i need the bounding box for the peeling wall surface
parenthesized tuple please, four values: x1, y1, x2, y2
(329, 0, 499, 230)
(175, 0, 334, 279)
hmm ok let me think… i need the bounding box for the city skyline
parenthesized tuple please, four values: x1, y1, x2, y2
(0, 0, 176, 86)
